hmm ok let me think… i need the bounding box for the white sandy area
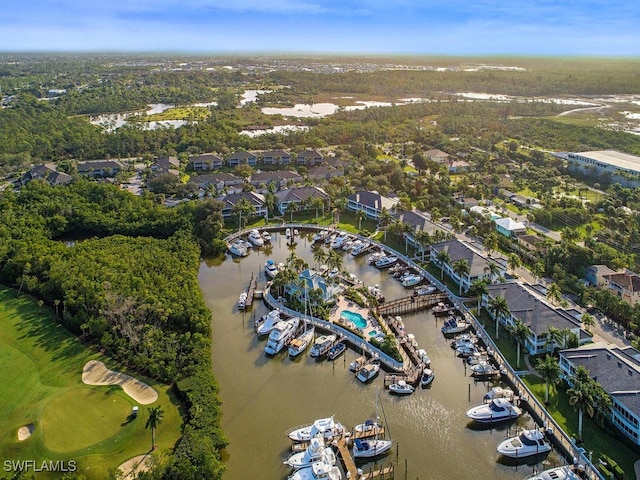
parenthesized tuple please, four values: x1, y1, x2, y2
(118, 454, 152, 480)
(18, 424, 34, 441)
(82, 360, 158, 405)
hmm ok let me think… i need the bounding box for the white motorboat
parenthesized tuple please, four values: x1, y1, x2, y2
(367, 284, 385, 302)
(310, 334, 337, 358)
(351, 240, 370, 256)
(287, 458, 342, 480)
(353, 438, 393, 459)
(470, 361, 500, 377)
(265, 317, 300, 355)
(324, 232, 336, 245)
(441, 317, 470, 335)
(414, 285, 436, 296)
(466, 398, 522, 423)
(522, 466, 582, 480)
(433, 302, 454, 316)
(401, 274, 424, 287)
(341, 238, 354, 251)
(312, 230, 326, 243)
(330, 233, 347, 249)
(456, 344, 479, 357)
(420, 368, 435, 387)
(289, 324, 315, 358)
(466, 351, 490, 366)
(237, 292, 248, 309)
(451, 334, 477, 349)
(367, 251, 383, 264)
(353, 419, 383, 436)
(265, 259, 279, 279)
(416, 348, 431, 368)
(255, 309, 281, 336)
(247, 229, 264, 247)
(497, 429, 552, 459)
(484, 386, 515, 403)
(356, 359, 381, 383)
(326, 341, 346, 361)
(286, 227, 291, 238)
(262, 230, 272, 242)
(388, 380, 414, 395)
(375, 255, 398, 269)
(288, 416, 345, 442)
(228, 240, 249, 257)
(284, 434, 337, 470)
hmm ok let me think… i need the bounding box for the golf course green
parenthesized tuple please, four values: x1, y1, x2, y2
(0, 286, 182, 479)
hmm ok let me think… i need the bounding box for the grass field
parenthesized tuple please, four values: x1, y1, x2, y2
(0, 286, 181, 479)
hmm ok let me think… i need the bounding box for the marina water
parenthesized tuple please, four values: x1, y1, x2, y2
(198, 231, 564, 479)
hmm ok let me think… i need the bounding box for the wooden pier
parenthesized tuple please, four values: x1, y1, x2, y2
(335, 437, 358, 478)
(244, 273, 257, 308)
(377, 291, 448, 316)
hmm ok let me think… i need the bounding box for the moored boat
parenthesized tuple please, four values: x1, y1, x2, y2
(466, 398, 522, 423)
(289, 324, 315, 358)
(375, 255, 398, 269)
(432, 302, 453, 316)
(484, 386, 515, 403)
(497, 428, 552, 459)
(265, 259, 278, 279)
(255, 309, 282, 336)
(228, 240, 250, 257)
(353, 419, 383, 435)
(248, 229, 264, 247)
(310, 334, 337, 358)
(420, 368, 435, 387)
(352, 438, 393, 459)
(441, 317, 471, 335)
(288, 416, 345, 443)
(284, 434, 336, 470)
(237, 292, 248, 309)
(414, 285, 436, 296)
(356, 358, 381, 383)
(388, 380, 414, 395)
(262, 230, 271, 242)
(265, 317, 300, 355)
(470, 361, 500, 377)
(522, 465, 582, 480)
(325, 341, 346, 361)
(401, 273, 424, 287)
(287, 458, 342, 480)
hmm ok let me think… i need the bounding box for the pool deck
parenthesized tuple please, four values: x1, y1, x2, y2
(330, 297, 382, 339)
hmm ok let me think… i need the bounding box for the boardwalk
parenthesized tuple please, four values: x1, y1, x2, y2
(377, 292, 448, 316)
(335, 437, 358, 478)
(244, 273, 257, 308)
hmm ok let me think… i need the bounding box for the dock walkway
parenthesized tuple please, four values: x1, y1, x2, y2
(377, 292, 448, 316)
(244, 273, 257, 308)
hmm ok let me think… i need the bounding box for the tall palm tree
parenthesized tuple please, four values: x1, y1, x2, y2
(470, 279, 488, 314)
(484, 232, 499, 256)
(435, 249, 451, 280)
(415, 230, 432, 261)
(535, 354, 561, 404)
(313, 246, 328, 269)
(567, 366, 595, 440)
(546, 282, 562, 306)
(545, 326, 564, 353)
(483, 260, 500, 283)
(310, 196, 325, 220)
(378, 207, 393, 241)
(581, 313, 596, 332)
(287, 201, 300, 222)
(146, 406, 165, 451)
(452, 258, 470, 296)
(488, 294, 510, 340)
(355, 209, 367, 231)
(326, 248, 343, 273)
(507, 253, 521, 276)
(509, 319, 531, 369)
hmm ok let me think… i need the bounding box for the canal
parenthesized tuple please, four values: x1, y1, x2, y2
(198, 230, 564, 479)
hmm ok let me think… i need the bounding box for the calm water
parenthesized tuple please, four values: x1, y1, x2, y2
(198, 230, 563, 479)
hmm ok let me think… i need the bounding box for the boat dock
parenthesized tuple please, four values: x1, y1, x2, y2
(244, 273, 257, 308)
(334, 436, 395, 480)
(377, 291, 448, 316)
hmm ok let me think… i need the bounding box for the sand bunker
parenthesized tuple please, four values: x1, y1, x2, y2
(118, 454, 151, 480)
(18, 424, 34, 441)
(82, 360, 158, 405)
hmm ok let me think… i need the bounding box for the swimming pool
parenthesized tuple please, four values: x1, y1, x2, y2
(341, 310, 367, 329)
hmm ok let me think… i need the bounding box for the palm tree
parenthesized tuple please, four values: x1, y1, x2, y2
(332, 197, 348, 225)
(355, 209, 367, 231)
(287, 201, 300, 222)
(546, 282, 562, 306)
(535, 354, 561, 404)
(326, 248, 343, 274)
(435, 249, 451, 281)
(452, 258, 470, 296)
(567, 366, 595, 440)
(313, 246, 328, 269)
(488, 294, 510, 340)
(581, 313, 596, 333)
(414, 230, 432, 261)
(146, 406, 165, 451)
(310, 196, 325, 220)
(545, 326, 564, 353)
(483, 260, 500, 283)
(378, 207, 393, 241)
(509, 319, 531, 369)
(484, 232, 499, 256)
(507, 253, 521, 276)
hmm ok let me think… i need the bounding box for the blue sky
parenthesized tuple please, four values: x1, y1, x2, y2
(3, 0, 639, 55)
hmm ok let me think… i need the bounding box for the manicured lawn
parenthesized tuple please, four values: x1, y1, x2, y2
(0, 287, 181, 479)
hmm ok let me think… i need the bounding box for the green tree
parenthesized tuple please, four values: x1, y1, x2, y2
(567, 366, 595, 440)
(581, 313, 596, 332)
(355, 209, 367, 231)
(507, 253, 521, 276)
(509, 319, 531, 369)
(546, 282, 562, 306)
(146, 406, 165, 451)
(483, 260, 500, 283)
(435, 249, 451, 281)
(312, 245, 328, 269)
(535, 354, 561, 404)
(452, 258, 470, 296)
(286, 201, 300, 222)
(488, 294, 510, 341)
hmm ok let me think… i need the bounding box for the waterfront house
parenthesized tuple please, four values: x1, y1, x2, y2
(482, 282, 591, 355)
(430, 239, 505, 293)
(559, 342, 640, 446)
(275, 186, 329, 215)
(394, 210, 451, 251)
(220, 191, 267, 219)
(347, 191, 398, 220)
(603, 271, 640, 306)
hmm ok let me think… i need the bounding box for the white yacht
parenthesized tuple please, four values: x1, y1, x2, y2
(284, 434, 336, 470)
(287, 458, 342, 480)
(497, 428, 552, 458)
(420, 368, 435, 387)
(312, 230, 327, 243)
(466, 398, 522, 423)
(352, 438, 393, 459)
(356, 359, 381, 383)
(255, 310, 281, 336)
(247, 229, 264, 247)
(470, 361, 499, 377)
(388, 380, 414, 395)
(484, 386, 514, 403)
(353, 419, 383, 435)
(416, 348, 431, 368)
(288, 416, 345, 442)
(374, 255, 398, 269)
(262, 230, 272, 243)
(289, 324, 315, 358)
(441, 317, 471, 335)
(265, 259, 279, 279)
(265, 317, 300, 355)
(522, 466, 582, 480)
(310, 334, 337, 358)
(401, 274, 424, 287)
(414, 285, 436, 296)
(237, 292, 248, 309)
(228, 240, 249, 257)
(330, 233, 347, 249)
